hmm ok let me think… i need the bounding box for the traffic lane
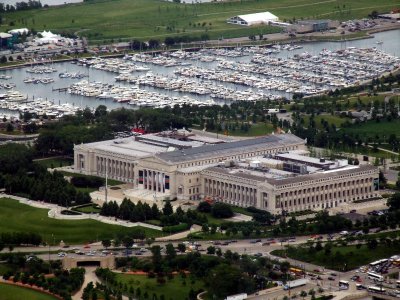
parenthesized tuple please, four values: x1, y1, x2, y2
(248, 283, 321, 300)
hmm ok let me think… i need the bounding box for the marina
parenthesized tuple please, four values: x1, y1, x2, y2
(0, 29, 399, 120)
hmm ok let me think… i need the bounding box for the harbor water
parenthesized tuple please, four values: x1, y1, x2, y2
(0, 29, 399, 119)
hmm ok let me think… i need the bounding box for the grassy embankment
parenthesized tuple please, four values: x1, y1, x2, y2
(0, 0, 398, 43)
(0, 198, 162, 245)
(0, 283, 58, 300)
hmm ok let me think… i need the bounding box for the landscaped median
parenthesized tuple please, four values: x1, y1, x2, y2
(271, 234, 400, 271)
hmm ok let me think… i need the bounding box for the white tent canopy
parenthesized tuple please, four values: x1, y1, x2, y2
(227, 11, 279, 26)
(37, 31, 61, 44)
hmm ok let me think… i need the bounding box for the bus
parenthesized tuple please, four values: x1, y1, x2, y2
(289, 267, 304, 277)
(368, 286, 386, 294)
(367, 272, 384, 282)
(339, 280, 350, 290)
(369, 259, 388, 268)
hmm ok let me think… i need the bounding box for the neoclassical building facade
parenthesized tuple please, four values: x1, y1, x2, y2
(74, 132, 379, 214)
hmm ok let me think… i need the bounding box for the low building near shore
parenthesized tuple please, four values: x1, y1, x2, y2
(227, 12, 279, 26)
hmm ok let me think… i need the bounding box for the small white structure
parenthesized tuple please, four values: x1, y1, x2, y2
(8, 28, 29, 35)
(227, 11, 278, 26)
(37, 31, 61, 44)
(0, 33, 13, 39)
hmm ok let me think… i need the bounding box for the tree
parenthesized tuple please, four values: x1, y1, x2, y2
(197, 201, 211, 213)
(177, 243, 186, 253)
(151, 245, 162, 272)
(165, 243, 176, 260)
(163, 201, 173, 216)
(207, 246, 215, 255)
(387, 192, 400, 210)
(6, 123, 13, 132)
(207, 264, 254, 298)
(367, 239, 378, 250)
(164, 37, 175, 47)
(300, 290, 307, 299)
(211, 203, 233, 218)
(102, 239, 111, 249)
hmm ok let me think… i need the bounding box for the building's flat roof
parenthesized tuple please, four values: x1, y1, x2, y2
(76, 137, 168, 158)
(275, 153, 334, 166)
(236, 11, 278, 23)
(0, 33, 12, 38)
(187, 135, 225, 144)
(136, 134, 204, 148)
(203, 164, 377, 187)
(156, 134, 305, 163)
(268, 164, 377, 186)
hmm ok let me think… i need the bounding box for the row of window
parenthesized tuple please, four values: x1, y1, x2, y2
(279, 178, 374, 198)
(280, 186, 373, 208)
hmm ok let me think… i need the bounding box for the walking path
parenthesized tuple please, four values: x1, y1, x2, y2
(156, 224, 202, 241)
(72, 267, 100, 300)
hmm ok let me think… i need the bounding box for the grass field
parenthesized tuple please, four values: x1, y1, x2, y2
(115, 273, 204, 300)
(34, 157, 73, 169)
(0, 283, 58, 300)
(342, 119, 400, 139)
(302, 114, 350, 129)
(0, 198, 162, 245)
(1, 0, 397, 42)
(272, 243, 400, 271)
(73, 203, 101, 214)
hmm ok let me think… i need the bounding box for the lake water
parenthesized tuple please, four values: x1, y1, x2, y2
(0, 29, 399, 118)
(2, 0, 82, 6)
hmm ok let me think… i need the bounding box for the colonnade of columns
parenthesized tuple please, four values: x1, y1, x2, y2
(96, 156, 134, 182)
(141, 169, 168, 193)
(204, 178, 257, 207)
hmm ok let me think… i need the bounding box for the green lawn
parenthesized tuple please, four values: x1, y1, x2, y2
(1, 0, 397, 42)
(230, 206, 254, 216)
(201, 122, 274, 137)
(342, 119, 400, 139)
(73, 203, 101, 214)
(34, 157, 73, 169)
(115, 273, 204, 300)
(0, 198, 162, 245)
(0, 283, 58, 300)
(302, 114, 350, 129)
(272, 243, 400, 271)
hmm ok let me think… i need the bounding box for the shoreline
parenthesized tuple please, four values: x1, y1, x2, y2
(1, 26, 399, 72)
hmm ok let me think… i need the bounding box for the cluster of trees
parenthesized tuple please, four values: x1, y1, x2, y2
(100, 199, 207, 227)
(0, 232, 42, 250)
(2, 254, 84, 300)
(164, 34, 210, 47)
(70, 175, 104, 189)
(1, 167, 91, 207)
(273, 211, 353, 236)
(0, 143, 91, 207)
(197, 201, 233, 218)
(96, 245, 288, 299)
(0, 1, 42, 12)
